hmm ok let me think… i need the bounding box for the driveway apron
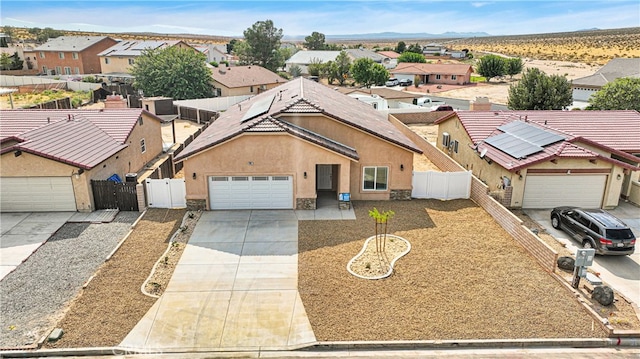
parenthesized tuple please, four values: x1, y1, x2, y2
(121, 210, 316, 351)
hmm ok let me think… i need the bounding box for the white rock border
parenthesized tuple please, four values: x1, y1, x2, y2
(347, 234, 411, 280)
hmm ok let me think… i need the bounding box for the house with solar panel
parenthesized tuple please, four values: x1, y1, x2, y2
(174, 77, 422, 210)
(98, 40, 199, 76)
(435, 111, 640, 209)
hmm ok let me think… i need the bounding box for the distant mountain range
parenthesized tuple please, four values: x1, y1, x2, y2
(284, 31, 492, 41)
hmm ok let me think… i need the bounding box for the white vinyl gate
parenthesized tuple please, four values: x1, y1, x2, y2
(412, 171, 471, 200)
(145, 179, 186, 208)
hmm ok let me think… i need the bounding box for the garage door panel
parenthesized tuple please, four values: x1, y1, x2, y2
(1, 177, 76, 212)
(209, 175, 293, 210)
(522, 175, 606, 209)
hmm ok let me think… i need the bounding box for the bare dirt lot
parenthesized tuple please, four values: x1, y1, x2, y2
(298, 199, 611, 341)
(434, 59, 600, 105)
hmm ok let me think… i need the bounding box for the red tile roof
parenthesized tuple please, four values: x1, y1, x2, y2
(377, 51, 401, 59)
(440, 110, 640, 172)
(0, 109, 160, 169)
(175, 77, 421, 161)
(211, 65, 285, 89)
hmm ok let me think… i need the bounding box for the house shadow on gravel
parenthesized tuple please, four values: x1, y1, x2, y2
(298, 198, 477, 253)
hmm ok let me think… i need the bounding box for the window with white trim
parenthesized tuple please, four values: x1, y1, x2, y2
(64, 67, 71, 75)
(58, 52, 64, 59)
(128, 58, 135, 65)
(363, 166, 388, 191)
(435, 74, 441, 80)
(55, 66, 62, 74)
(451, 75, 457, 80)
(39, 51, 45, 58)
(74, 67, 80, 74)
(72, 52, 78, 59)
(140, 138, 146, 153)
(453, 140, 459, 153)
(105, 58, 110, 64)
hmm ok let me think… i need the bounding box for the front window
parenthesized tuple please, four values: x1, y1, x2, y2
(64, 67, 71, 75)
(74, 67, 80, 74)
(128, 58, 135, 65)
(435, 74, 441, 80)
(105, 58, 110, 64)
(59, 52, 64, 59)
(363, 166, 388, 191)
(39, 51, 45, 58)
(140, 138, 146, 153)
(452, 75, 457, 80)
(55, 66, 62, 74)
(72, 52, 78, 59)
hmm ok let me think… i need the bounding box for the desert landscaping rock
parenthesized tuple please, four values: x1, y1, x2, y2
(0, 212, 140, 349)
(592, 286, 615, 306)
(557, 256, 575, 271)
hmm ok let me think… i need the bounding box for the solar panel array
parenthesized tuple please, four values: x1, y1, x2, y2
(485, 121, 565, 159)
(241, 94, 276, 123)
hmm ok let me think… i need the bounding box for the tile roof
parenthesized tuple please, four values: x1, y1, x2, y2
(34, 36, 113, 52)
(443, 110, 640, 171)
(392, 62, 473, 75)
(0, 109, 160, 169)
(175, 77, 421, 161)
(573, 58, 640, 87)
(377, 51, 401, 59)
(211, 65, 285, 89)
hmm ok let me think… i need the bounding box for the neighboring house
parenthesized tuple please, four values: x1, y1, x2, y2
(339, 87, 420, 107)
(0, 109, 163, 212)
(377, 50, 400, 68)
(211, 65, 285, 97)
(98, 40, 198, 75)
(422, 43, 448, 56)
(571, 58, 640, 108)
(391, 62, 472, 85)
(174, 77, 422, 210)
(435, 111, 640, 209)
(285, 49, 388, 74)
(24, 36, 117, 75)
(193, 44, 231, 64)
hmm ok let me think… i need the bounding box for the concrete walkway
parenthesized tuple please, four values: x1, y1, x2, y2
(121, 210, 321, 351)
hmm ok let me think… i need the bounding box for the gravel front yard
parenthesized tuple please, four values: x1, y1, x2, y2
(45, 208, 185, 348)
(0, 212, 140, 349)
(298, 199, 609, 341)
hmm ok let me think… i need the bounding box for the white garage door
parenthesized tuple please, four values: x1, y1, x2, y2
(209, 175, 293, 210)
(522, 175, 606, 209)
(1, 177, 76, 212)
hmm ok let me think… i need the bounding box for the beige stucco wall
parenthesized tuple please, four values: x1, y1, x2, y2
(100, 55, 134, 74)
(182, 133, 354, 208)
(437, 116, 623, 208)
(281, 113, 414, 200)
(215, 82, 282, 97)
(0, 113, 162, 212)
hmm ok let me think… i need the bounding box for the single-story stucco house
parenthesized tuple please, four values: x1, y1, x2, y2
(175, 77, 422, 210)
(435, 110, 640, 209)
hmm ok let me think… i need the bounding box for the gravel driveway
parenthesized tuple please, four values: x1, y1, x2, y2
(0, 212, 140, 349)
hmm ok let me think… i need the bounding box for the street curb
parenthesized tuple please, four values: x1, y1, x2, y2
(2, 338, 640, 358)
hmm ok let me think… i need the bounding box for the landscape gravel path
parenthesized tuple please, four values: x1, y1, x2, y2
(0, 212, 140, 349)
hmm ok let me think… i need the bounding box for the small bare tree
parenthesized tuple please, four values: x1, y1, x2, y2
(368, 208, 395, 253)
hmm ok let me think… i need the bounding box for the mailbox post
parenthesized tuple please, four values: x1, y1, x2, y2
(572, 248, 595, 289)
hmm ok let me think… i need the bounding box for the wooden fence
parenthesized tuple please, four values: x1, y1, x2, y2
(91, 180, 139, 211)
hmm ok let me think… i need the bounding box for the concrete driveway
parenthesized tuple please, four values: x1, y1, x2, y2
(525, 202, 640, 304)
(121, 210, 316, 351)
(0, 212, 74, 280)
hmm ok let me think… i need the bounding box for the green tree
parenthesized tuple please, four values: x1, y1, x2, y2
(395, 41, 406, 53)
(587, 78, 640, 111)
(397, 52, 426, 63)
(350, 58, 388, 88)
(507, 68, 572, 110)
(226, 39, 237, 54)
(331, 50, 351, 85)
(505, 57, 523, 79)
(304, 31, 326, 50)
(0, 53, 11, 70)
(241, 20, 284, 72)
(307, 58, 324, 77)
(406, 43, 423, 54)
(476, 54, 506, 81)
(37, 27, 64, 43)
(289, 64, 302, 78)
(131, 46, 214, 100)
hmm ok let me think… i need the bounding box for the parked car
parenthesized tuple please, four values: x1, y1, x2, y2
(385, 78, 399, 87)
(433, 105, 454, 111)
(399, 78, 412, 86)
(550, 207, 636, 255)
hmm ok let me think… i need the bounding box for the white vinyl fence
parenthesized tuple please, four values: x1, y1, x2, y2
(145, 179, 187, 208)
(412, 171, 471, 200)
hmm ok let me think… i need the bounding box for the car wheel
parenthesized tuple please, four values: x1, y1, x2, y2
(551, 215, 560, 229)
(583, 240, 594, 249)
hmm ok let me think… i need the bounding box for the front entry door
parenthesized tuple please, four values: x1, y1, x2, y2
(317, 165, 332, 190)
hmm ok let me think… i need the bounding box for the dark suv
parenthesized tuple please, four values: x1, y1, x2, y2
(550, 207, 636, 255)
